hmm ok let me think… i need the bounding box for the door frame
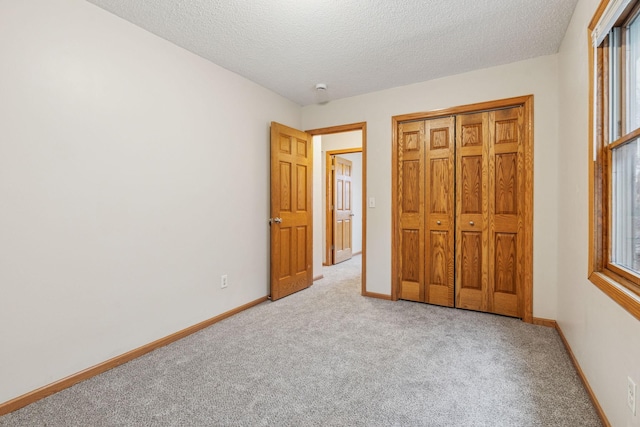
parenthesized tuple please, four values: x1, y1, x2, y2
(391, 95, 534, 322)
(306, 122, 368, 297)
(326, 149, 362, 266)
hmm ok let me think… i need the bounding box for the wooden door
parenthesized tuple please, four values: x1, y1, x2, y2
(270, 122, 313, 301)
(455, 107, 525, 317)
(332, 156, 353, 264)
(487, 106, 525, 317)
(393, 96, 532, 321)
(397, 121, 425, 302)
(424, 117, 455, 307)
(396, 118, 455, 306)
(455, 112, 490, 312)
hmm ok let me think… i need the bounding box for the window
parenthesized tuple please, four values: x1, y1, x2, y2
(591, 0, 640, 320)
(611, 139, 640, 275)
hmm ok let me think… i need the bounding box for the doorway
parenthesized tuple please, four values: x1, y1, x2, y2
(307, 123, 367, 296)
(325, 148, 362, 266)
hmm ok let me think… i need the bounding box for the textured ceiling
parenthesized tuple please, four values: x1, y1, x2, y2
(85, 0, 579, 106)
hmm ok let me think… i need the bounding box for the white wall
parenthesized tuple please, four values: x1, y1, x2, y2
(0, 0, 300, 404)
(557, 0, 640, 425)
(302, 55, 561, 320)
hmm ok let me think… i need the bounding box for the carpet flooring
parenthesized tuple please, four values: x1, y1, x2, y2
(0, 255, 601, 426)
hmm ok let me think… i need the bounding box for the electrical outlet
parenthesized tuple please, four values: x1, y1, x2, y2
(220, 275, 228, 289)
(629, 376, 637, 415)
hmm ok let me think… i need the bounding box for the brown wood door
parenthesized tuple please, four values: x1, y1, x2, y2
(397, 117, 455, 306)
(487, 106, 525, 317)
(455, 107, 525, 317)
(270, 122, 313, 301)
(332, 155, 353, 264)
(455, 112, 490, 312)
(424, 117, 455, 307)
(393, 97, 533, 321)
(397, 121, 425, 302)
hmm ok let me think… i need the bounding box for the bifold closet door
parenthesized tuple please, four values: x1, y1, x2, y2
(397, 118, 455, 306)
(455, 106, 524, 317)
(487, 106, 525, 317)
(397, 121, 425, 302)
(424, 117, 455, 307)
(455, 112, 490, 312)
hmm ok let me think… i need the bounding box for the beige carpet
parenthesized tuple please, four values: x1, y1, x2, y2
(0, 254, 601, 426)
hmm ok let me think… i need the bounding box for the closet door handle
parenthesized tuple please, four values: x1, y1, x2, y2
(436, 220, 441, 225)
(469, 221, 475, 226)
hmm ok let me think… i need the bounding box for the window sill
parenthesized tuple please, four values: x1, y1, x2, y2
(589, 271, 640, 321)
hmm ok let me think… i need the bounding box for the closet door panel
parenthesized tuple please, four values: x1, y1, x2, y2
(488, 106, 524, 317)
(456, 113, 490, 312)
(495, 153, 518, 215)
(401, 229, 422, 301)
(460, 155, 483, 214)
(425, 117, 455, 306)
(494, 233, 517, 294)
(398, 121, 425, 302)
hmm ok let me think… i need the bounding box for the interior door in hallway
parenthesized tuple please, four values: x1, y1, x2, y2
(270, 122, 313, 301)
(332, 155, 353, 264)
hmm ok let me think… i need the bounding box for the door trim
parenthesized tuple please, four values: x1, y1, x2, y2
(391, 96, 533, 323)
(306, 122, 368, 297)
(326, 148, 362, 266)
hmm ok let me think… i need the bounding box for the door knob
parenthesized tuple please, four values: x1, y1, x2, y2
(273, 217, 282, 224)
(436, 220, 441, 225)
(350, 213, 355, 217)
(469, 221, 475, 226)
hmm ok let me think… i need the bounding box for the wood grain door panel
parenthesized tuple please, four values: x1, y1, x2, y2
(393, 97, 532, 321)
(456, 112, 489, 312)
(270, 122, 313, 301)
(488, 107, 524, 317)
(425, 117, 455, 307)
(398, 121, 425, 302)
(333, 156, 353, 264)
